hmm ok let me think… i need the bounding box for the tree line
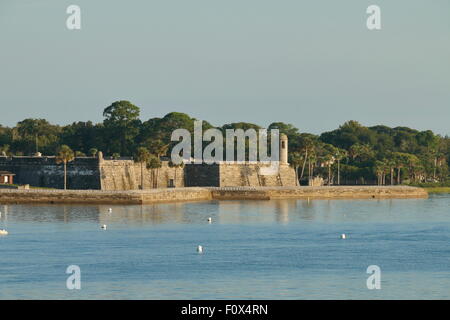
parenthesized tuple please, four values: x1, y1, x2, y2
(1, 101, 449, 186)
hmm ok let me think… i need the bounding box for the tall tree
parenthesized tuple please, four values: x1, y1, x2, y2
(289, 152, 303, 186)
(103, 101, 141, 156)
(135, 147, 151, 190)
(334, 148, 348, 185)
(147, 155, 162, 188)
(56, 145, 75, 190)
(297, 133, 318, 182)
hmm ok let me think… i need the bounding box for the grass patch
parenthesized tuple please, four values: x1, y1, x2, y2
(29, 186, 57, 190)
(424, 187, 450, 194)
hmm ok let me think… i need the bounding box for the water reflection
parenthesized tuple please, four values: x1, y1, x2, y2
(1, 196, 447, 227)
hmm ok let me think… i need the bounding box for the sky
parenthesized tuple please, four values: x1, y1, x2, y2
(0, 0, 449, 135)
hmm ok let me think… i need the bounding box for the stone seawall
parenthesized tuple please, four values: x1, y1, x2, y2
(0, 188, 212, 205)
(254, 186, 429, 199)
(0, 186, 427, 205)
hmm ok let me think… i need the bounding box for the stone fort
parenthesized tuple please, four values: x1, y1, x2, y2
(0, 135, 297, 190)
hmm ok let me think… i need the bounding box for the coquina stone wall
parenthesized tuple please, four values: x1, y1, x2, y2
(217, 163, 297, 187)
(99, 159, 184, 191)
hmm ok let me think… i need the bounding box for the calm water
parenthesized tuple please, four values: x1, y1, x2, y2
(1, 194, 450, 299)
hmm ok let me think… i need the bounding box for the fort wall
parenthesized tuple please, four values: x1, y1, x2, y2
(218, 163, 297, 187)
(0, 156, 100, 190)
(99, 159, 185, 191)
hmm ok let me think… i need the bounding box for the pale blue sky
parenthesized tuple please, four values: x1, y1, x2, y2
(0, 0, 449, 134)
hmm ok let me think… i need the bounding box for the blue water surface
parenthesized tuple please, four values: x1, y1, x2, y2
(1, 194, 450, 299)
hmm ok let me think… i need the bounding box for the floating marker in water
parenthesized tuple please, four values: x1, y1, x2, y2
(108, 208, 112, 213)
(197, 245, 203, 254)
(340, 233, 346, 239)
(0, 229, 8, 236)
(207, 217, 212, 223)
(101, 224, 107, 230)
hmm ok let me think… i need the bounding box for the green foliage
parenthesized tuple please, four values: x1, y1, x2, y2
(89, 148, 98, 157)
(14, 118, 61, 155)
(146, 154, 162, 169)
(0, 144, 10, 156)
(2, 104, 450, 186)
(56, 145, 75, 164)
(103, 101, 141, 156)
(134, 147, 151, 164)
(61, 121, 103, 155)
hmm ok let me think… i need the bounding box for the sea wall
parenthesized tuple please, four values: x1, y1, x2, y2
(282, 186, 428, 199)
(0, 156, 100, 190)
(0, 186, 428, 205)
(0, 188, 211, 204)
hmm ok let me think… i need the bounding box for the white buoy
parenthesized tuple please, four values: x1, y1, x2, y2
(0, 229, 8, 236)
(108, 208, 112, 213)
(207, 217, 212, 223)
(101, 224, 107, 230)
(340, 233, 346, 239)
(197, 245, 203, 254)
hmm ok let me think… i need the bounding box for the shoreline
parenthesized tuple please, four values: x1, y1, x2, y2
(0, 186, 428, 205)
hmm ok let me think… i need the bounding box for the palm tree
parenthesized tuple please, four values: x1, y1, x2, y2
(147, 155, 162, 188)
(89, 148, 98, 157)
(308, 152, 317, 182)
(146, 139, 169, 187)
(322, 154, 335, 186)
(319, 143, 337, 186)
(135, 147, 151, 190)
(56, 145, 75, 190)
(297, 135, 316, 182)
(392, 152, 409, 185)
(349, 143, 374, 162)
(289, 152, 303, 186)
(334, 148, 347, 185)
(385, 153, 396, 185)
(112, 153, 120, 160)
(146, 139, 169, 159)
(0, 144, 10, 156)
(374, 160, 385, 185)
(405, 154, 421, 182)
